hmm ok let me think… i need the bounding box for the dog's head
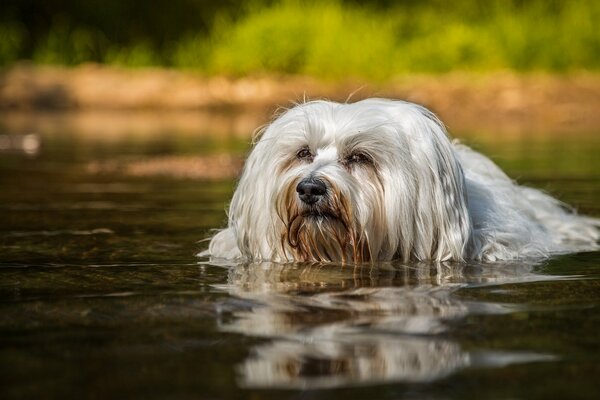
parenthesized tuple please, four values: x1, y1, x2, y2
(229, 99, 471, 263)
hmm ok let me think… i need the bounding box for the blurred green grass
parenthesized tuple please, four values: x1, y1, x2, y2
(1, 0, 599, 79)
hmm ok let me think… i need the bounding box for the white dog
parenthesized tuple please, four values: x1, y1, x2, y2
(204, 99, 599, 263)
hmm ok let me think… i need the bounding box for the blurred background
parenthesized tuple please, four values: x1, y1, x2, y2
(1, 0, 598, 131)
(1, 0, 598, 75)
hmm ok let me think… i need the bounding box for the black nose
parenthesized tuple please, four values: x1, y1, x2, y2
(296, 178, 327, 205)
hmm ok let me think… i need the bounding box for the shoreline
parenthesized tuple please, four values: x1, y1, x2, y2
(1, 64, 599, 134)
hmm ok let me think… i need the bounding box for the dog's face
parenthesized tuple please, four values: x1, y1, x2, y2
(229, 99, 471, 263)
(274, 123, 386, 263)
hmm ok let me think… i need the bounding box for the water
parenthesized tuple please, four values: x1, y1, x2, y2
(1, 113, 599, 399)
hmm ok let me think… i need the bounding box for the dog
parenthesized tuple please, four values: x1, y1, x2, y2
(204, 99, 599, 263)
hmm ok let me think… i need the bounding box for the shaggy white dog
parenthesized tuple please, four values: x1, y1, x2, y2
(204, 99, 599, 263)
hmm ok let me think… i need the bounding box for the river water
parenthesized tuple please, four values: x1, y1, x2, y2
(1, 112, 599, 399)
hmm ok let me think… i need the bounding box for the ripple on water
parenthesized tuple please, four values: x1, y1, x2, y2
(206, 260, 569, 388)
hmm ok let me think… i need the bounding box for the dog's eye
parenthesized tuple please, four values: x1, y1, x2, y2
(346, 152, 372, 165)
(296, 148, 313, 160)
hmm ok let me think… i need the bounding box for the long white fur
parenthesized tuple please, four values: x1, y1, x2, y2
(204, 99, 599, 263)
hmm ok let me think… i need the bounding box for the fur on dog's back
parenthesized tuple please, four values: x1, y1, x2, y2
(455, 144, 599, 260)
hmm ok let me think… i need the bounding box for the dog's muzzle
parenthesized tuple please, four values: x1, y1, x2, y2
(296, 178, 327, 205)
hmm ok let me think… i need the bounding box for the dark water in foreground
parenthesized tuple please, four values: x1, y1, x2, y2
(1, 117, 599, 399)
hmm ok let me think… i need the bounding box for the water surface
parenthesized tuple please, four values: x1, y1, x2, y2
(1, 114, 599, 399)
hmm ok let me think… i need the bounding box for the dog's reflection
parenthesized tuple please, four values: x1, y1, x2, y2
(214, 261, 550, 388)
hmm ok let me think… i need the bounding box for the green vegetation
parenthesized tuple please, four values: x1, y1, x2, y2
(1, 0, 599, 79)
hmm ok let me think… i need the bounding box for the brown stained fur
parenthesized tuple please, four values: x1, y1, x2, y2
(278, 156, 298, 176)
(276, 178, 371, 263)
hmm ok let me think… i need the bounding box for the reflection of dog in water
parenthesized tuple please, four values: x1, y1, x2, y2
(205, 99, 599, 263)
(217, 262, 554, 388)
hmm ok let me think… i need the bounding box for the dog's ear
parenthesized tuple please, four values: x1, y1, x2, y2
(227, 145, 269, 259)
(418, 108, 472, 261)
(384, 102, 471, 261)
(226, 128, 291, 261)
